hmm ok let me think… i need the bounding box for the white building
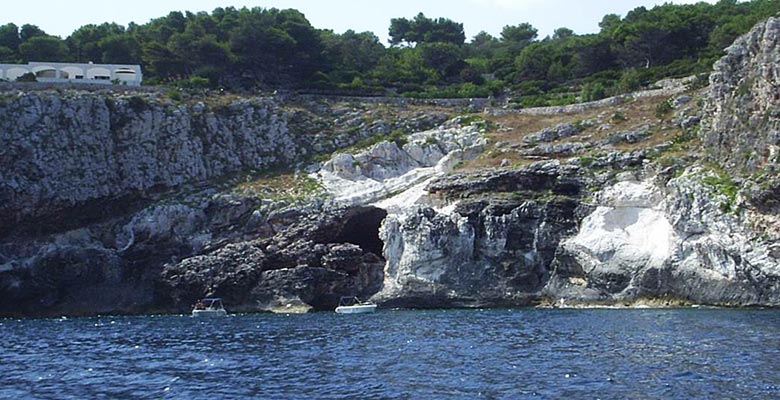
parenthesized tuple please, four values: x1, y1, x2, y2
(0, 62, 142, 86)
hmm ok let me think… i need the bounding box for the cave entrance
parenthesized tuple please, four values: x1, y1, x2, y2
(334, 207, 388, 258)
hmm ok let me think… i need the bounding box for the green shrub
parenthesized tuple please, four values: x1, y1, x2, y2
(166, 88, 183, 102)
(688, 73, 710, 90)
(580, 82, 606, 102)
(703, 172, 738, 212)
(579, 156, 596, 168)
(512, 95, 549, 108)
(618, 68, 643, 93)
(516, 80, 547, 96)
(104, 98, 116, 112)
(573, 119, 594, 131)
(188, 76, 211, 89)
(611, 111, 627, 122)
(389, 129, 408, 147)
(655, 99, 673, 119)
(128, 96, 148, 113)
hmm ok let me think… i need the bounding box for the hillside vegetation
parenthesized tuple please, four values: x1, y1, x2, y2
(1, 0, 779, 101)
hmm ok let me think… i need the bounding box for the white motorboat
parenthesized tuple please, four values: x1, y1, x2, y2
(191, 298, 227, 317)
(335, 296, 377, 314)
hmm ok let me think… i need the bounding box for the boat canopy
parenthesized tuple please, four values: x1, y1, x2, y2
(194, 298, 224, 309)
(338, 296, 363, 306)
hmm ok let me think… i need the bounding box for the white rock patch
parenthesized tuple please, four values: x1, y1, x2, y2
(568, 179, 675, 271)
(313, 122, 486, 213)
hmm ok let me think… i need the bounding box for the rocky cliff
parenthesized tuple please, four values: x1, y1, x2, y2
(3, 17, 780, 317)
(0, 90, 448, 316)
(704, 17, 780, 176)
(0, 94, 290, 236)
(366, 17, 780, 308)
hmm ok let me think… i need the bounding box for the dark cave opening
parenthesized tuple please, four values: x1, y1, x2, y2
(334, 207, 388, 258)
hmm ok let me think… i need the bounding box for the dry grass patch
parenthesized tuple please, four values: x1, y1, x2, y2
(461, 94, 693, 170)
(234, 170, 324, 202)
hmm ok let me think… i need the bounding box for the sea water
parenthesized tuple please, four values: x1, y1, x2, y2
(2, 308, 779, 399)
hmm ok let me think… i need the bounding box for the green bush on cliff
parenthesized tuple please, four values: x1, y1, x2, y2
(655, 99, 674, 119)
(703, 172, 739, 213)
(127, 96, 148, 113)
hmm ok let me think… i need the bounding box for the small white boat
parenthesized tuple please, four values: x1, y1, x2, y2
(335, 296, 377, 314)
(191, 298, 227, 317)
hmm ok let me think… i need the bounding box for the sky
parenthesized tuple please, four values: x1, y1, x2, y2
(6, 0, 716, 43)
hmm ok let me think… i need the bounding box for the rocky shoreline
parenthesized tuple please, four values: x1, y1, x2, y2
(3, 18, 780, 317)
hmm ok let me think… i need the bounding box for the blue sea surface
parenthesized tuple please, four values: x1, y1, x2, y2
(2, 308, 779, 399)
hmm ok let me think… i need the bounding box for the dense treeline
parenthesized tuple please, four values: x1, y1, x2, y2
(1, 0, 779, 102)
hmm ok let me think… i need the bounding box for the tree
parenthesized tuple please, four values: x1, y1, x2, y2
(370, 47, 410, 85)
(276, 8, 324, 81)
(389, 13, 465, 46)
(418, 42, 465, 80)
(2, 0, 778, 96)
(67, 23, 125, 63)
(20, 24, 46, 41)
(321, 29, 385, 83)
(553, 28, 574, 40)
(227, 7, 323, 85)
(514, 42, 554, 81)
(467, 31, 500, 59)
(609, 4, 715, 68)
(0, 46, 15, 63)
(388, 17, 413, 46)
(490, 23, 539, 81)
(500, 23, 538, 45)
(573, 34, 617, 78)
(709, 19, 749, 51)
(599, 14, 622, 35)
(0, 23, 21, 55)
(19, 36, 69, 62)
(100, 35, 141, 64)
(142, 41, 185, 80)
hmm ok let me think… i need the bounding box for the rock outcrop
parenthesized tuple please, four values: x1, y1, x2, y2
(546, 166, 780, 306)
(4, 17, 780, 316)
(315, 116, 487, 211)
(362, 18, 780, 308)
(0, 91, 447, 317)
(373, 161, 586, 308)
(156, 205, 387, 314)
(704, 16, 780, 176)
(0, 95, 295, 237)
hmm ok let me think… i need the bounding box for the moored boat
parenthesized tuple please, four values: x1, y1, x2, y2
(335, 296, 377, 314)
(191, 298, 227, 317)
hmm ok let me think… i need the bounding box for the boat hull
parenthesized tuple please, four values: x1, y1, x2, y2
(335, 304, 377, 314)
(191, 309, 227, 317)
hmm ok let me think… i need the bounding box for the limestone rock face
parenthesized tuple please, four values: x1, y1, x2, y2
(7, 16, 780, 316)
(371, 162, 586, 308)
(0, 91, 436, 317)
(546, 169, 780, 306)
(375, 162, 780, 308)
(663, 171, 780, 305)
(0, 94, 302, 237)
(550, 178, 676, 300)
(156, 206, 386, 313)
(315, 119, 487, 208)
(703, 16, 780, 175)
